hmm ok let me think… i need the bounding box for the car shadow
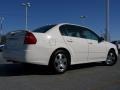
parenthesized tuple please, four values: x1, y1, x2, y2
(0, 62, 104, 77)
(69, 62, 104, 70)
(0, 63, 53, 76)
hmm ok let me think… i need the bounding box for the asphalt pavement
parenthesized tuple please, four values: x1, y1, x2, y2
(0, 52, 120, 90)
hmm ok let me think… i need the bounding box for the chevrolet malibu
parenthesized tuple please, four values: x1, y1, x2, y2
(3, 23, 118, 73)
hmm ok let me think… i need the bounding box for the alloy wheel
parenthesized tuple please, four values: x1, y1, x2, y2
(106, 51, 116, 65)
(54, 53, 68, 73)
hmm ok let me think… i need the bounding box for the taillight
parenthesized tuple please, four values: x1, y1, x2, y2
(24, 32, 37, 44)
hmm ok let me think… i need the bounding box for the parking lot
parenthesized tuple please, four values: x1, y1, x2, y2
(0, 52, 120, 90)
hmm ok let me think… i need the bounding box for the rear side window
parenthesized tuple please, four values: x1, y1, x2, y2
(33, 25, 56, 33)
(59, 25, 81, 38)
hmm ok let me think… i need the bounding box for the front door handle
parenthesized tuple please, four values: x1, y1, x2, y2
(88, 42, 93, 44)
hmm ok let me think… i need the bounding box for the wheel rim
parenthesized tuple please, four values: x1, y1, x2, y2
(54, 53, 67, 72)
(106, 52, 116, 65)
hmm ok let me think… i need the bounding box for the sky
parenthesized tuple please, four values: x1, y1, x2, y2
(0, 0, 120, 40)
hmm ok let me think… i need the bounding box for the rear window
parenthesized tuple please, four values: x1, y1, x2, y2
(33, 25, 56, 33)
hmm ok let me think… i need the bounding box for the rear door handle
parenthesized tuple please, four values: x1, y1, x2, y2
(67, 40, 73, 42)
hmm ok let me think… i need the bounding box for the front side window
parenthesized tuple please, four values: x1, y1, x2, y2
(59, 25, 81, 38)
(80, 28, 99, 41)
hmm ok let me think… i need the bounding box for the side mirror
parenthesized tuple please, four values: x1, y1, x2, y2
(98, 37, 104, 42)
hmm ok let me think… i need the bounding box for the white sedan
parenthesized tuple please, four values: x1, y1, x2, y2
(3, 23, 118, 73)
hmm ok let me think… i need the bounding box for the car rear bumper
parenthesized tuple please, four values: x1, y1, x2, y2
(3, 49, 50, 65)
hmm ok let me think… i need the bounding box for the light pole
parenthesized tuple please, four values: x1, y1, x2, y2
(80, 16, 86, 25)
(0, 17, 4, 35)
(22, 2, 31, 30)
(105, 0, 110, 41)
(80, 16, 86, 19)
(0, 17, 4, 43)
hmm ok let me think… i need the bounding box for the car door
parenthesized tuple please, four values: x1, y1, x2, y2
(81, 28, 107, 62)
(59, 25, 88, 64)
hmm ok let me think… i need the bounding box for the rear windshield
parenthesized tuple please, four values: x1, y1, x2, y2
(33, 25, 56, 33)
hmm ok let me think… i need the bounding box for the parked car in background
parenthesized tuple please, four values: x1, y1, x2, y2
(111, 40, 120, 53)
(0, 44, 4, 52)
(3, 23, 118, 73)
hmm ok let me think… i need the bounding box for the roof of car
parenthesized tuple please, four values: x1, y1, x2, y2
(57, 23, 91, 30)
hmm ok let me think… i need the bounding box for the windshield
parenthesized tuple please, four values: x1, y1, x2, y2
(33, 24, 56, 33)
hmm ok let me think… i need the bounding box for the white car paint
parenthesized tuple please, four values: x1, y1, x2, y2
(3, 23, 118, 66)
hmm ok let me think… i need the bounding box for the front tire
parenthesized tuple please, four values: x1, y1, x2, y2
(49, 50, 70, 74)
(105, 50, 117, 66)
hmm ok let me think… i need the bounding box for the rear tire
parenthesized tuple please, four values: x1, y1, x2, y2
(49, 50, 70, 74)
(104, 50, 117, 66)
